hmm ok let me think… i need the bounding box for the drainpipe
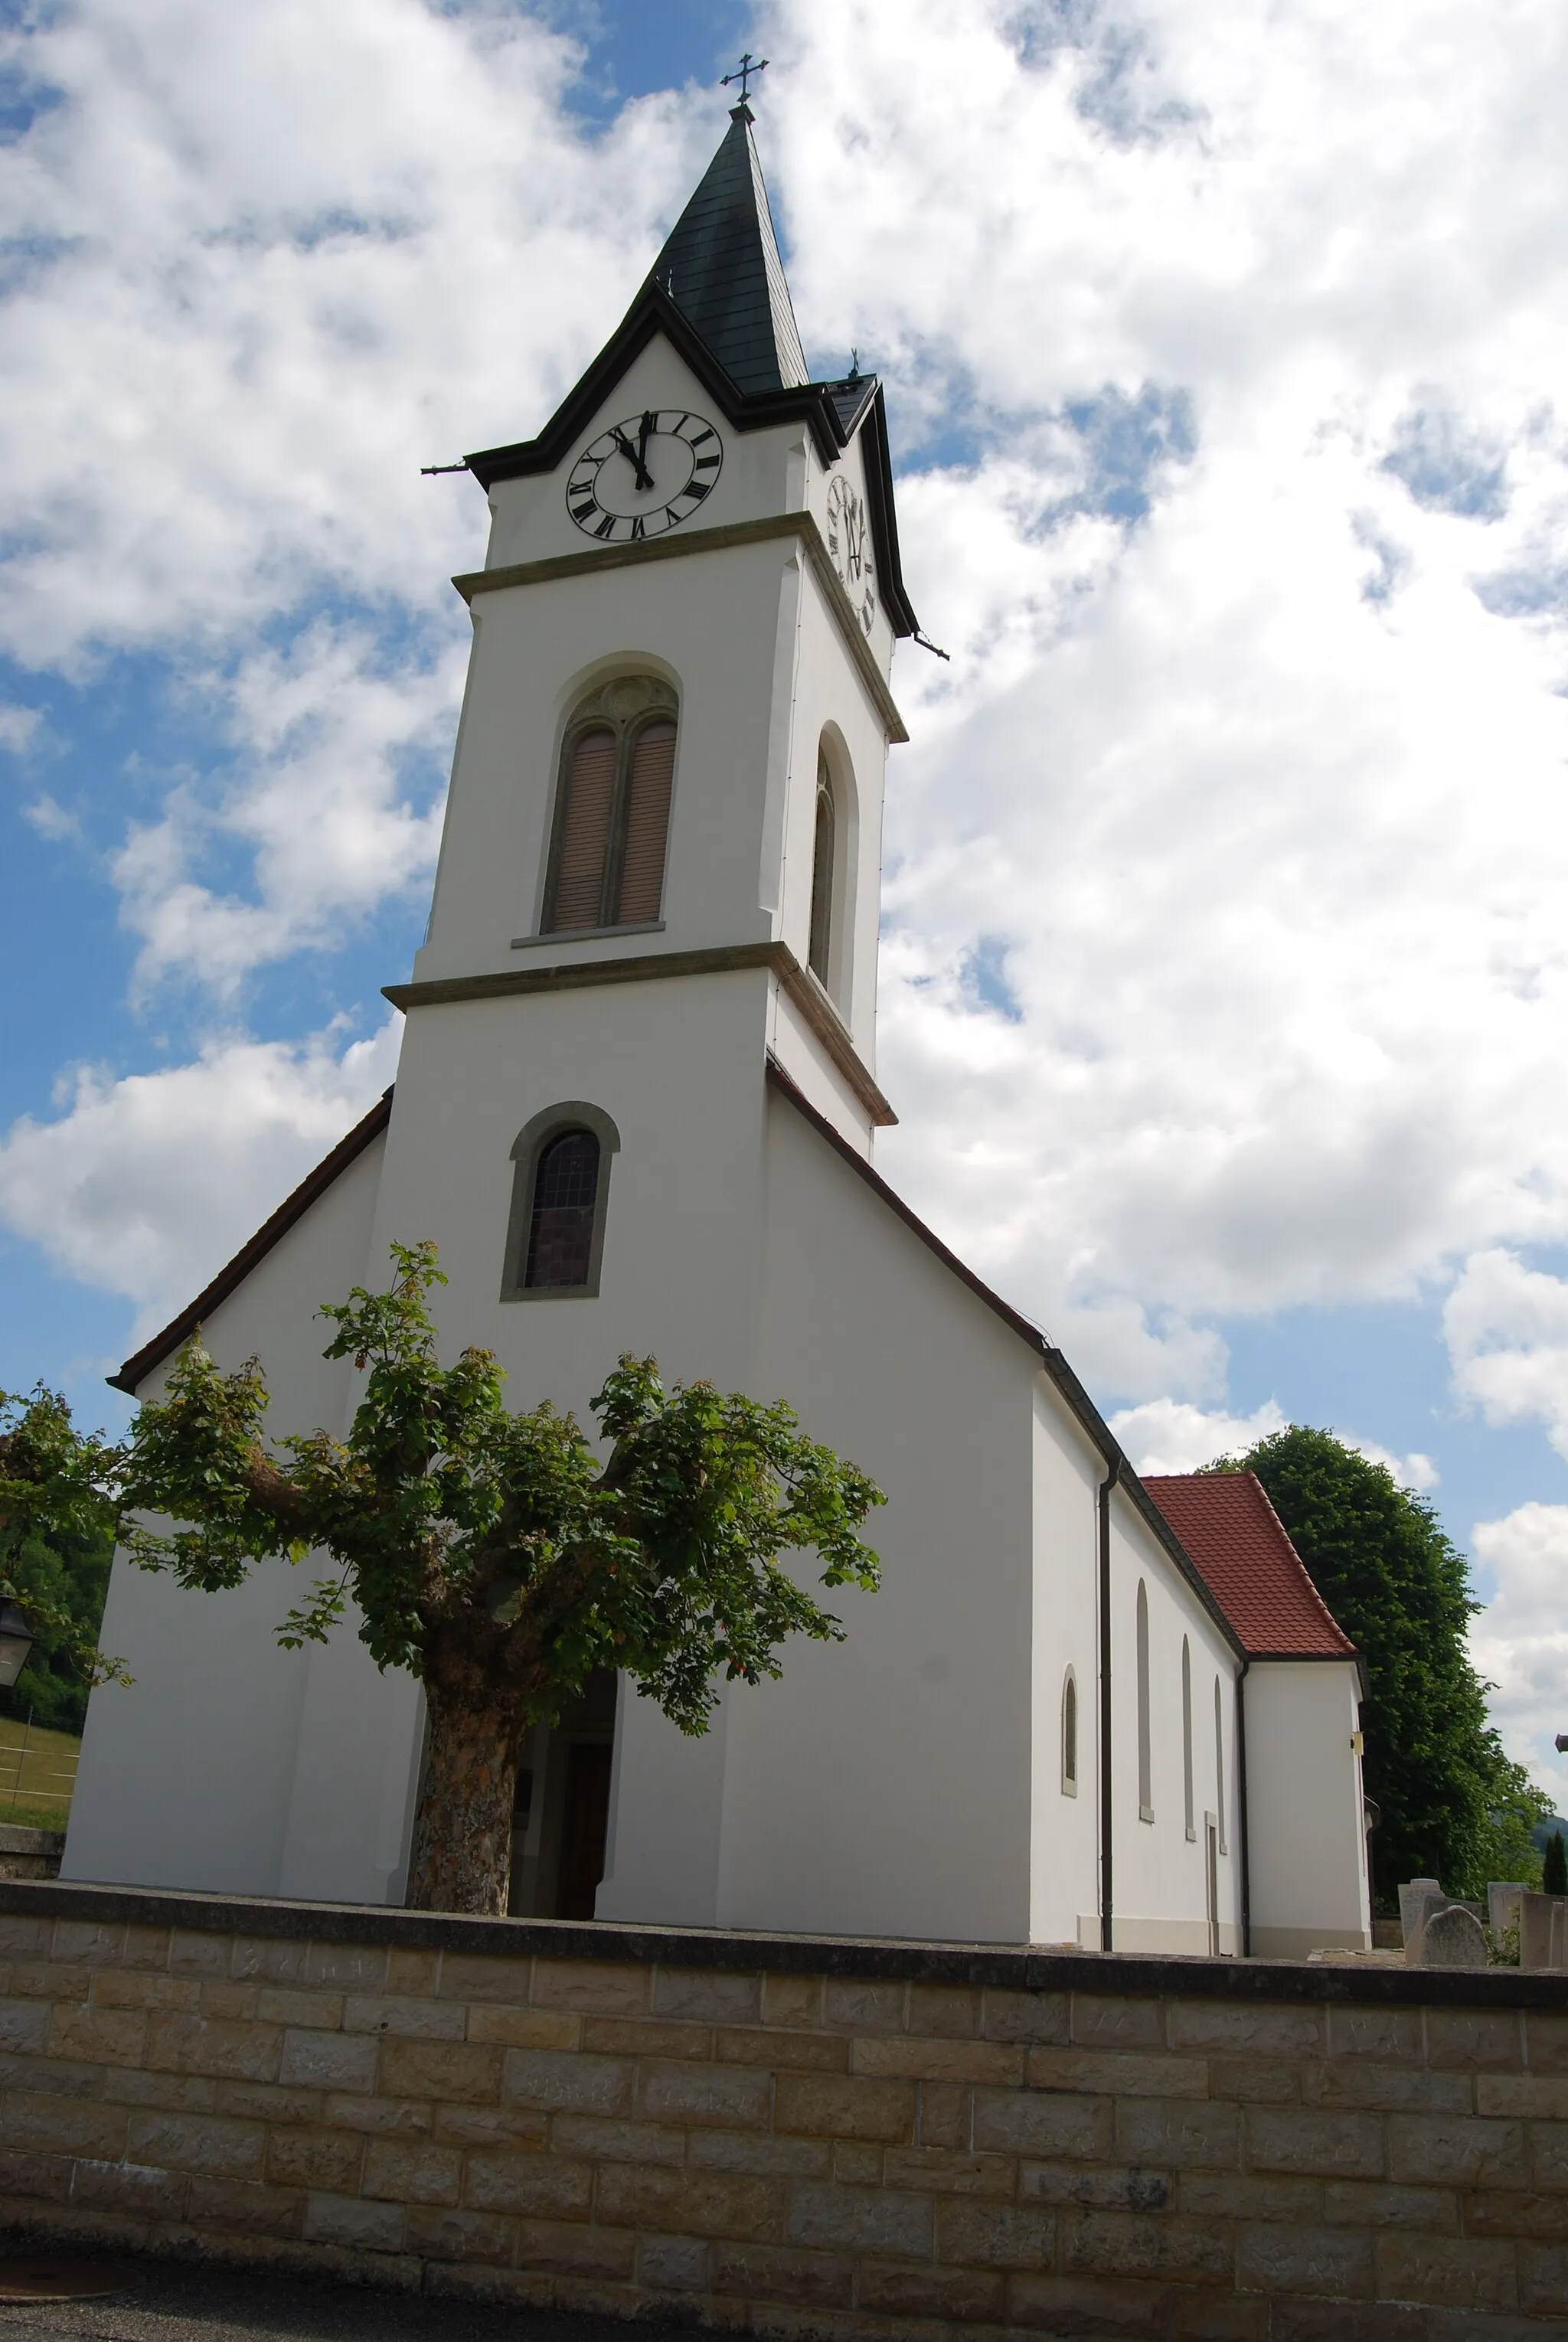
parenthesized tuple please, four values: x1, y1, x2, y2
(1098, 1455, 1119, 1954)
(1235, 1658, 1252, 1958)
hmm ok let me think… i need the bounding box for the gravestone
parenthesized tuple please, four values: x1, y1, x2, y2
(1521, 1890, 1568, 1970)
(1488, 1882, 1524, 1939)
(1419, 1903, 1488, 1966)
(1399, 1877, 1441, 1951)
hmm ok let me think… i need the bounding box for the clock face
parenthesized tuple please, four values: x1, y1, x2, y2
(825, 472, 876, 635)
(566, 410, 723, 543)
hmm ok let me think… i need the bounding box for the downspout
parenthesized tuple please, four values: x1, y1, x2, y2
(1235, 1658, 1252, 1958)
(1098, 1455, 1119, 1954)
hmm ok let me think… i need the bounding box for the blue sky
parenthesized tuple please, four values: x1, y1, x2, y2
(5, 0, 1568, 1785)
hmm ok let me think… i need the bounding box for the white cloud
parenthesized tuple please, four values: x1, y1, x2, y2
(1472, 1502, 1568, 1780)
(23, 794, 80, 842)
(0, 1019, 400, 1341)
(0, 0, 717, 666)
(1109, 1396, 1286, 1475)
(0, 705, 42, 753)
(1109, 1395, 1437, 1489)
(109, 622, 462, 996)
(1446, 1249, 1568, 1460)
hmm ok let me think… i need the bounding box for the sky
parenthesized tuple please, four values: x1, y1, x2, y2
(4, 0, 1568, 1795)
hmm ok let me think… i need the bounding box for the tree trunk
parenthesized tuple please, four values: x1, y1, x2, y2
(406, 1690, 518, 1914)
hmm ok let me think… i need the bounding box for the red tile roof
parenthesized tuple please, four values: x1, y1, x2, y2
(1141, 1472, 1357, 1659)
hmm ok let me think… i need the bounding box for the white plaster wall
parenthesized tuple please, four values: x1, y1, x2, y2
(1244, 1661, 1371, 1956)
(1027, 1398, 1103, 1947)
(64, 1135, 402, 1899)
(1106, 1494, 1244, 1955)
(649, 1084, 1041, 1945)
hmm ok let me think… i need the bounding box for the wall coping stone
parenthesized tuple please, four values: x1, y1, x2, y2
(0, 1825, 64, 1856)
(3, 1877, 1564, 2007)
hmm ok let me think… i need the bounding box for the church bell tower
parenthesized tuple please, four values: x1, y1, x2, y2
(368, 96, 918, 1428)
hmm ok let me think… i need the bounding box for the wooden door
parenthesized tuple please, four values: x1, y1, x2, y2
(557, 1742, 612, 1920)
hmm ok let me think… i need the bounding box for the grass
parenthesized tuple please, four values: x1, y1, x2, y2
(0, 1716, 80, 1834)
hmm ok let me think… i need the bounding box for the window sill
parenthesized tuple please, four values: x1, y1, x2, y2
(1138, 1805, 1155, 1824)
(511, 921, 665, 949)
(1186, 1827, 1197, 1842)
(1060, 1779, 1077, 1798)
(499, 1283, 602, 1303)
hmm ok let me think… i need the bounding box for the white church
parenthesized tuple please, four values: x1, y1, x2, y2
(66, 105, 1371, 1961)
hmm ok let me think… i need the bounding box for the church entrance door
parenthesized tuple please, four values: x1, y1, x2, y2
(508, 1669, 618, 1919)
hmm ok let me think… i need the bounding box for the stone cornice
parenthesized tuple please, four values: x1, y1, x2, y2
(384, 939, 897, 1129)
(452, 511, 909, 745)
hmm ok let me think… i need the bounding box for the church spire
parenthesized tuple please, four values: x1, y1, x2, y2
(646, 106, 808, 397)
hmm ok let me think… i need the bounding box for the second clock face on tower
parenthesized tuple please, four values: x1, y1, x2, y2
(566, 410, 724, 543)
(825, 473, 877, 635)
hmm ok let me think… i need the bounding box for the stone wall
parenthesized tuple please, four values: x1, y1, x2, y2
(1, 1881, 1566, 2338)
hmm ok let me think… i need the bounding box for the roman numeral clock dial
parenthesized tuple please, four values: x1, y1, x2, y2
(566, 410, 724, 543)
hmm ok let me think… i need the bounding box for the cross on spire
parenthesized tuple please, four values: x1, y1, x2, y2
(720, 51, 768, 106)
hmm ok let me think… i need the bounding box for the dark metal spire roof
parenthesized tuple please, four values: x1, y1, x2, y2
(647, 104, 808, 397)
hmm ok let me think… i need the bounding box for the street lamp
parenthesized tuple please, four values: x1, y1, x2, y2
(1556, 1734, 1568, 1756)
(0, 1602, 35, 1690)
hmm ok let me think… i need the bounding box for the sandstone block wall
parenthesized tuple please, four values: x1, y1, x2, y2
(0, 1882, 1566, 2338)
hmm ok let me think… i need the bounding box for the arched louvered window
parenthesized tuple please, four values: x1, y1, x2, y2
(1181, 1638, 1195, 1841)
(1061, 1670, 1078, 1795)
(1136, 1580, 1153, 1822)
(543, 678, 678, 936)
(808, 751, 835, 984)
(501, 1103, 621, 1303)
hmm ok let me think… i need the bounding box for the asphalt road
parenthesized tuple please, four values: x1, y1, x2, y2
(0, 2249, 684, 2342)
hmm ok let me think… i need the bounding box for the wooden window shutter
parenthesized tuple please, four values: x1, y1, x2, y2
(549, 727, 617, 929)
(615, 719, 676, 925)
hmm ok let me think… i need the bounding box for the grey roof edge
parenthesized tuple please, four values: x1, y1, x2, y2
(762, 1058, 1245, 1659)
(0, 1876, 1553, 2005)
(108, 1089, 395, 1397)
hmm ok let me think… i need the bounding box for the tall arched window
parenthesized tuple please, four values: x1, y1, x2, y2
(1136, 1580, 1153, 1822)
(544, 678, 678, 935)
(501, 1103, 621, 1302)
(1061, 1670, 1078, 1795)
(526, 1129, 599, 1289)
(808, 751, 835, 985)
(1214, 1677, 1227, 1854)
(1181, 1638, 1195, 1841)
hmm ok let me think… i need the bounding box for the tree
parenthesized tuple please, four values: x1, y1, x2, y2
(117, 1242, 885, 1915)
(0, 1387, 128, 1725)
(1544, 1831, 1567, 1897)
(1213, 1426, 1551, 1903)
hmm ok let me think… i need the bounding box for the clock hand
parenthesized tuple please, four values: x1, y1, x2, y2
(636, 410, 655, 474)
(610, 426, 655, 493)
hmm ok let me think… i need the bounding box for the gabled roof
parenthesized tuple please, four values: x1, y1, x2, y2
(108, 1089, 394, 1396)
(1142, 1472, 1359, 1661)
(763, 1060, 1246, 1660)
(649, 103, 807, 397)
(461, 122, 920, 640)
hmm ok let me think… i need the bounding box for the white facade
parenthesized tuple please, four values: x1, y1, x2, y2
(64, 117, 1370, 1956)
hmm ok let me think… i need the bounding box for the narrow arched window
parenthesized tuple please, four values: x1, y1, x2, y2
(1061, 1671, 1078, 1795)
(1181, 1638, 1194, 1841)
(1214, 1677, 1227, 1854)
(501, 1103, 621, 1303)
(525, 1129, 599, 1289)
(1136, 1581, 1152, 1822)
(543, 678, 678, 935)
(808, 753, 835, 984)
